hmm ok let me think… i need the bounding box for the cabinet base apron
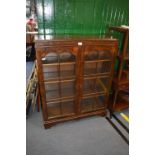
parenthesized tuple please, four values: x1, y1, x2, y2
(44, 110, 107, 129)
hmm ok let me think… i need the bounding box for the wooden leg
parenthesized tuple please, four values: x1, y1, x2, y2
(44, 123, 56, 129)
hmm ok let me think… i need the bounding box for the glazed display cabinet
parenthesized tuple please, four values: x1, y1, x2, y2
(35, 35, 118, 128)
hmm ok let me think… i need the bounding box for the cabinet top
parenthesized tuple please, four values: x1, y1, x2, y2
(34, 34, 117, 42)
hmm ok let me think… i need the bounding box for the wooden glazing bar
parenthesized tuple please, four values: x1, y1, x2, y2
(83, 91, 106, 98)
(44, 78, 75, 84)
(44, 76, 76, 83)
(73, 63, 76, 76)
(96, 50, 100, 74)
(57, 54, 63, 115)
(92, 52, 103, 110)
(77, 45, 84, 114)
(92, 79, 97, 110)
(84, 74, 109, 80)
(84, 72, 110, 78)
(43, 61, 76, 66)
(82, 107, 106, 114)
(46, 96, 75, 103)
(94, 51, 101, 109)
(85, 59, 112, 63)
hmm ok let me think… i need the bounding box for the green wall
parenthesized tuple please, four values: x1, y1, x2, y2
(36, 0, 129, 35)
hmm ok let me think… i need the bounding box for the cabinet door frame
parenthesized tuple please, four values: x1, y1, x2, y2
(36, 44, 80, 120)
(79, 43, 117, 113)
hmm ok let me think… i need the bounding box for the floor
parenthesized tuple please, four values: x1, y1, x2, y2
(113, 109, 129, 128)
(26, 110, 129, 155)
(26, 61, 129, 155)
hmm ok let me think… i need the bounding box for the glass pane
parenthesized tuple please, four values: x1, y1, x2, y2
(85, 50, 112, 61)
(61, 81, 76, 97)
(60, 64, 75, 78)
(81, 97, 93, 112)
(42, 52, 76, 80)
(96, 77, 110, 92)
(42, 52, 59, 80)
(84, 50, 112, 76)
(43, 65, 58, 80)
(44, 80, 76, 101)
(97, 61, 112, 74)
(62, 100, 74, 115)
(81, 95, 105, 113)
(47, 102, 61, 117)
(42, 52, 58, 64)
(98, 51, 112, 60)
(85, 51, 98, 61)
(84, 63, 97, 75)
(83, 77, 109, 95)
(47, 99, 75, 118)
(45, 83, 59, 101)
(60, 52, 76, 62)
(83, 79, 96, 95)
(93, 95, 105, 109)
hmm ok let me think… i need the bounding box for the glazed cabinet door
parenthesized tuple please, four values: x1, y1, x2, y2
(80, 44, 116, 113)
(36, 45, 79, 120)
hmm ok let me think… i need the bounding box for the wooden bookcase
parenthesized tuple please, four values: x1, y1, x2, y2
(108, 26, 129, 112)
(35, 35, 118, 128)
